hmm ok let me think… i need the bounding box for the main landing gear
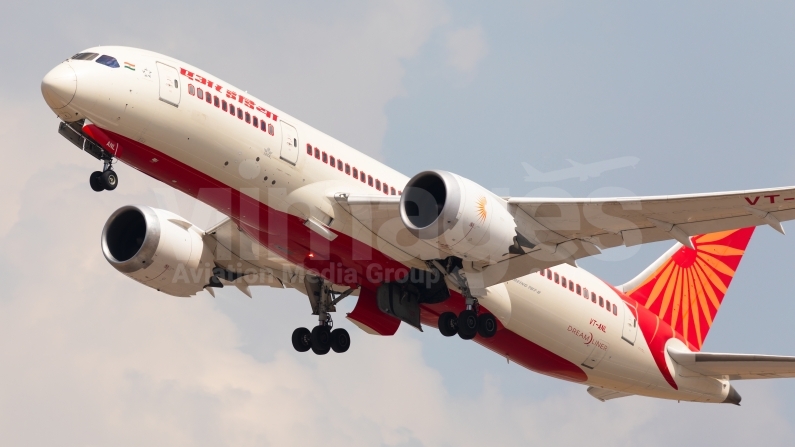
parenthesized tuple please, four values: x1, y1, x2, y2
(292, 275, 355, 355)
(90, 159, 118, 192)
(438, 310, 497, 339)
(432, 259, 498, 340)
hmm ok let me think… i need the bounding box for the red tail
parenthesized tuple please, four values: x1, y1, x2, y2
(624, 228, 755, 350)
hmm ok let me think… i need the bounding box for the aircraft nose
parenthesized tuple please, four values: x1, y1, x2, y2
(41, 62, 77, 109)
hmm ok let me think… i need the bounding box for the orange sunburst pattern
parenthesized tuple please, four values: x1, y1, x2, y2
(475, 196, 488, 222)
(626, 227, 755, 350)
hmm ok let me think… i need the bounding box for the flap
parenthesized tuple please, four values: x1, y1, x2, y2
(587, 386, 633, 402)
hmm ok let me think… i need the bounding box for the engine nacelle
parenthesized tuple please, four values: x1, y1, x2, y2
(400, 170, 520, 264)
(101, 205, 215, 297)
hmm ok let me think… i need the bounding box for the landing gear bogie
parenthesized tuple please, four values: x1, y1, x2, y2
(437, 310, 498, 340)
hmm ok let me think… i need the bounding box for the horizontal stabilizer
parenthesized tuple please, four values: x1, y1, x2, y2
(669, 348, 795, 380)
(587, 386, 633, 402)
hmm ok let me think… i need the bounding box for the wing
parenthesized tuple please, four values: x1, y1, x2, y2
(508, 186, 795, 250)
(669, 349, 795, 380)
(337, 186, 795, 288)
(204, 218, 309, 295)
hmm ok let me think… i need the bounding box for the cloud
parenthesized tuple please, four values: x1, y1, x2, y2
(445, 25, 488, 74)
(1, 162, 794, 446)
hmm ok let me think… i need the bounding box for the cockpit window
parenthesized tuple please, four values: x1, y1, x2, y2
(71, 52, 99, 61)
(96, 55, 120, 68)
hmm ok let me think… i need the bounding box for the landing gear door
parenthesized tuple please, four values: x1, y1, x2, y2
(156, 62, 180, 107)
(622, 303, 638, 345)
(280, 121, 299, 165)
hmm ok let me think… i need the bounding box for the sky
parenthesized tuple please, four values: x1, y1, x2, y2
(2, 1, 795, 445)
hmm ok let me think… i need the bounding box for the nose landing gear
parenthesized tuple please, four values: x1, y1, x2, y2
(89, 160, 118, 192)
(56, 120, 120, 192)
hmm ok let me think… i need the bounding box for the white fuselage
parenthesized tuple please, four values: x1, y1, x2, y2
(43, 46, 733, 403)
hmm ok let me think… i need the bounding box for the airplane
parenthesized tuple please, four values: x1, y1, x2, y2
(41, 46, 795, 405)
(522, 156, 639, 182)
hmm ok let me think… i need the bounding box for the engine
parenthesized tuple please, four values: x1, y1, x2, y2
(101, 205, 215, 297)
(399, 170, 523, 264)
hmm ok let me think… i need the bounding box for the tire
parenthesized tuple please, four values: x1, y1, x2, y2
(291, 327, 311, 352)
(457, 310, 478, 340)
(330, 328, 351, 353)
(477, 313, 498, 338)
(438, 312, 458, 337)
(90, 171, 105, 192)
(311, 325, 331, 355)
(101, 170, 118, 191)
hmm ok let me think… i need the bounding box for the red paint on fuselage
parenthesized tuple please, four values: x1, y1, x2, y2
(87, 124, 588, 384)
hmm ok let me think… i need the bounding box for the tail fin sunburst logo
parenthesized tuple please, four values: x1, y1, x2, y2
(475, 197, 487, 222)
(626, 227, 754, 350)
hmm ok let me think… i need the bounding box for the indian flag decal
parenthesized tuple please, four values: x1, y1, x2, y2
(124, 62, 135, 71)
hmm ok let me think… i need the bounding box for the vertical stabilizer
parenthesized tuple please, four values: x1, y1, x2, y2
(621, 228, 755, 350)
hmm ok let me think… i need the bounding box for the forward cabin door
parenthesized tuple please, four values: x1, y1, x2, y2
(156, 62, 180, 107)
(622, 303, 638, 345)
(280, 122, 299, 165)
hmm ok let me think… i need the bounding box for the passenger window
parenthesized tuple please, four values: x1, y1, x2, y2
(261, 121, 267, 131)
(268, 124, 274, 135)
(197, 88, 204, 100)
(222, 100, 228, 112)
(96, 55, 120, 68)
(188, 84, 195, 95)
(569, 282, 574, 292)
(539, 269, 545, 276)
(307, 144, 312, 155)
(338, 160, 344, 171)
(214, 96, 220, 107)
(253, 116, 258, 127)
(206, 93, 212, 104)
(361, 172, 367, 183)
(245, 112, 251, 123)
(383, 183, 388, 193)
(367, 175, 373, 186)
(606, 300, 611, 311)
(375, 179, 381, 189)
(576, 284, 581, 294)
(314, 148, 320, 159)
(547, 270, 552, 280)
(391, 187, 396, 195)
(613, 304, 618, 315)
(554, 273, 559, 284)
(230, 104, 236, 116)
(330, 156, 336, 167)
(599, 297, 604, 307)
(583, 288, 589, 298)
(352, 168, 358, 178)
(322, 152, 328, 163)
(237, 108, 243, 120)
(346, 164, 351, 175)
(591, 292, 596, 303)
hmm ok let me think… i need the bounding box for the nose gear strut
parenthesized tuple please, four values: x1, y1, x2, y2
(57, 120, 119, 192)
